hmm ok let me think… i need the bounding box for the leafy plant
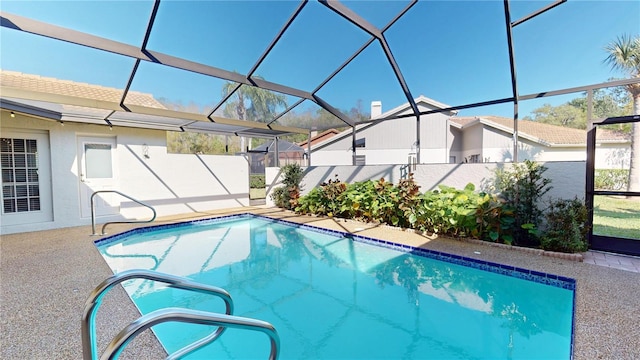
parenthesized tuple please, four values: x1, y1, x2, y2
(372, 177, 403, 226)
(338, 179, 377, 221)
(397, 173, 422, 227)
(492, 160, 552, 247)
(415, 183, 481, 237)
(296, 175, 346, 216)
(281, 163, 304, 189)
(594, 169, 629, 190)
(297, 175, 421, 227)
(270, 187, 290, 209)
(296, 177, 518, 244)
(472, 193, 516, 245)
(541, 198, 589, 253)
(271, 163, 305, 210)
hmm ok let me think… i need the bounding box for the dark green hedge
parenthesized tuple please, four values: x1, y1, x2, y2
(250, 174, 266, 189)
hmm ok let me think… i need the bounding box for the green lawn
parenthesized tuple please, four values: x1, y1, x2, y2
(593, 196, 640, 239)
(250, 188, 266, 199)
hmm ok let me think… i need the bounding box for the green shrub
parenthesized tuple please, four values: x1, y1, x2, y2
(297, 175, 421, 227)
(338, 180, 378, 221)
(493, 160, 552, 247)
(294, 168, 591, 253)
(348, 175, 420, 227)
(472, 193, 516, 245)
(271, 164, 305, 210)
(413, 184, 472, 236)
(396, 173, 422, 227)
(594, 169, 628, 190)
(270, 187, 290, 209)
(296, 176, 346, 216)
(296, 178, 517, 243)
(371, 177, 404, 226)
(250, 174, 266, 189)
(541, 198, 589, 253)
(413, 183, 503, 239)
(281, 163, 304, 189)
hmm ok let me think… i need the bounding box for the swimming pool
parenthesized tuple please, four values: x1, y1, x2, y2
(96, 214, 575, 359)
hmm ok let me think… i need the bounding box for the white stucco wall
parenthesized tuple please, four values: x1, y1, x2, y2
(447, 125, 462, 164)
(115, 132, 249, 218)
(310, 150, 353, 166)
(482, 140, 630, 169)
(420, 149, 448, 164)
(461, 123, 485, 161)
(479, 126, 630, 168)
(266, 161, 586, 207)
(358, 149, 415, 165)
(595, 143, 630, 169)
(1, 111, 249, 235)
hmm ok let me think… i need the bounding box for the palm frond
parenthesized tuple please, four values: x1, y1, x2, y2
(604, 34, 640, 77)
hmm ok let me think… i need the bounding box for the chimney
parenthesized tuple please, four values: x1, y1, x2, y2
(371, 101, 382, 119)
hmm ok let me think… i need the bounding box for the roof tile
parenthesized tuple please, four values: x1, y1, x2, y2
(450, 115, 629, 145)
(1, 70, 166, 109)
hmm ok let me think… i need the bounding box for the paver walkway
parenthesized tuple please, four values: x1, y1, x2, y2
(583, 250, 640, 273)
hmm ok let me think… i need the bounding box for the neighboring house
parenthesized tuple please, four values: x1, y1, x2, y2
(1, 71, 250, 235)
(309, 95, 458, 166)
(297, 128, 340, 148)
(249, 139, 305, 174)
(308, 97, 630, 169)
(448, 116, 630, 169)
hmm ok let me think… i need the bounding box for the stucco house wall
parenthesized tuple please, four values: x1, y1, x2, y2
(595, 143, 631, 169)
(447, 125, 463, 163)
(310, 97, 455, 166)
(310, 150, 353, 166)
(311, 119, 417, 166)
(454, 119, 630, 168)
(459, 123, 485, 162)
(1, 110, 249, 235)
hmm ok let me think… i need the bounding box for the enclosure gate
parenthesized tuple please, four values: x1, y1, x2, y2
(585, 115, 640, 256)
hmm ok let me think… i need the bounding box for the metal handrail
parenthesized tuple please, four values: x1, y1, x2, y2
(81, 269, 234, 360)
(101, 308, 280, 360)
(91, 190, 156, 235)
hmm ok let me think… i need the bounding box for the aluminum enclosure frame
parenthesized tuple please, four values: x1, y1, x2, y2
(0, 0, 634, 165)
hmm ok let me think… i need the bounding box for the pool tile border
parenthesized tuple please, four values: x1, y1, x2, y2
(96, 212, 576, 291)
(94, 213, 253, 246)
(252, 214, 576, 291)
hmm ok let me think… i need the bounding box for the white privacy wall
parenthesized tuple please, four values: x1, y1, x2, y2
(266, 161, 586, 207)
(116, 133, 250, 218)
(1, 112, 249, 235)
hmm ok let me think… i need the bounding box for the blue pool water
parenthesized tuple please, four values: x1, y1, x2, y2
(96, 214, 575, 359)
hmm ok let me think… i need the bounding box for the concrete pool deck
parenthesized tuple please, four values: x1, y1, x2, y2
(1, 207, 639, 359)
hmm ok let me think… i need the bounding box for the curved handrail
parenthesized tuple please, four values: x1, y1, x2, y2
(91, 190, 156, 235)
(100, 308, 280, 360)
(81, 269, 233, 360)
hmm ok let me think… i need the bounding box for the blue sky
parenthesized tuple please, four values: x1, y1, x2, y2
(1, 0, 639, 121)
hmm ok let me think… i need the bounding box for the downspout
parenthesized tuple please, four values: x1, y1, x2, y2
(445, 117, 449, 163)
(274, 136, 279, 167)
(307, 129, 311, 167)
(416, 114, 421, 163)
(352, 126, 357, 165)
